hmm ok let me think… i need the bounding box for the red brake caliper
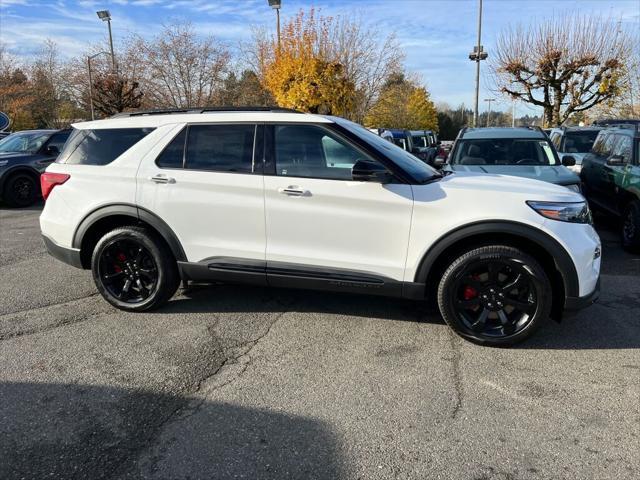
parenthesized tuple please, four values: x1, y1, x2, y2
(115, 252, 127, 272)
(463, 286, 478, 300)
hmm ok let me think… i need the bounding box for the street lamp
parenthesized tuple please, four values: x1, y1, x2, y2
(87, 51, 111, 121)
(469, 0, 487, 127)
(268, 0, 281, 52)
(484, 98, 495, 127)
(96, 10, 116, 71)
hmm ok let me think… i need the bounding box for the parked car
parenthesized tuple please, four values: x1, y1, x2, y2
(549, 126, 601, 174)
(580, 124, 640, 250)
(380, 129, 438, 165)
(40, 107, 600, 346)
(0, 129, 71, 207)
(592, 118, 640, 127)
(444, 127, 581, 192)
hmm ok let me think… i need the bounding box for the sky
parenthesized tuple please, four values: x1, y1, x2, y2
(1, 0, 639, 114)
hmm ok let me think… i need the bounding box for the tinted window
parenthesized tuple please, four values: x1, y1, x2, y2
(0, 131, 50, 153)
(46, 131, 71, 152)
(612, 135, 633, 163)
(599, 134, 618, 157)
(563, 131, 599, 153)
(60, 128, 154, 165)
(452, 139, 558, 165)
(330, 116, 439, 183)
(275, 124, 375, 180)
(185, 124, 255, 173)
(412, 135, 429, 148)
(156, 128, 186, 169)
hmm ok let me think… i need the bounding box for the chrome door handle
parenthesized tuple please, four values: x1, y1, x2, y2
(278, 186, 309, 197)
(150, 174, 176, 184)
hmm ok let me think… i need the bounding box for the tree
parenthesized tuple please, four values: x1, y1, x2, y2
(258, 10, 355, 115)
(215, 70, 275, 106)
(92, 74, 143, 116)
(364, 73, 438, 131)
(491, 15, 632, 126)
(250, 8, 400, 120)
(132, 22, 230, 108)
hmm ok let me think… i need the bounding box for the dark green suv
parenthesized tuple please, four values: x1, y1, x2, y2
(580, 124, 640, 250)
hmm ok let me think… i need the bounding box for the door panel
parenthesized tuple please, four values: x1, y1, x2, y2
(137, 124, 266, 263)
(264, 124, 414, 281)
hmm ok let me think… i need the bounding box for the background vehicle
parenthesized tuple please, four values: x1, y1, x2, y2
(445, 127, 582, 192)
(592, 119, 640, 127)
(549, 126, 601, 174)
(380, 128, 439, 165)
(580, 124, 640, 250)
(40, 108, 600, 346)
(0, 129, 70, 207)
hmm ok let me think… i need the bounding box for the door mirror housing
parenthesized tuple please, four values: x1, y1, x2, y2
(44, 145, 60, 156)
(607, 154, 627, 166)
(352, 159, 393, 183)
(561, 155, 576, 167)
(433, 155, 447, 168)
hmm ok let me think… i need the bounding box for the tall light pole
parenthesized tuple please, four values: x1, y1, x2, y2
(268, 0, 282, 53)
(96, 10, 116, 72)
(87, 51, 112, 120)
(468, 0, 487, 127)
(484, 98, 495, 126)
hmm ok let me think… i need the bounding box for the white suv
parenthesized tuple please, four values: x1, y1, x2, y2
(40, 108, 601, 346)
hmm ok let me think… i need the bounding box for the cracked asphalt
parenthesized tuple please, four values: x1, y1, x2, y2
(0, 204, 638, 480)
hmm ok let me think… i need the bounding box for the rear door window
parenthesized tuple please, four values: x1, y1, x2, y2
(612, 135, 632, 163)
(59, 128, 154, 165)
(184, 124, 256, 173)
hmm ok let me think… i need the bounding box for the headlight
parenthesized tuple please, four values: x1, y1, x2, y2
(527, 200, 592, 224)
(564, 183, 582, 193)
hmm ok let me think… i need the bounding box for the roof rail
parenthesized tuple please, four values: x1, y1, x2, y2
(605, 123, 639, 132)
(111, 106, 303, 118)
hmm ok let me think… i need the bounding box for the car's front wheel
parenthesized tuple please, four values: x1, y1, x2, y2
(621, 201, 640, 252)
(91, 226, 180, 311)
(437, 245, 552, 346)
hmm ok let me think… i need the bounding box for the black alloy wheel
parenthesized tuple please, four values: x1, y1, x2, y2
(438, 246, 552, 346)
(622, 201, 640, 251)
(98, 239, 158, 303)
(4, 173, 37, 207)
(91, 226, 180, 311)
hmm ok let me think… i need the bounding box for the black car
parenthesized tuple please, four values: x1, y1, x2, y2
(580, 124, 640, 250)
(0, 129, 70, 207)
(380, 129, 439, 165)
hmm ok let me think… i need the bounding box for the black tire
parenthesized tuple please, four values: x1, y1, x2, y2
(437, 245, 552, 347)
(91, 226, 180, 311)
(621, 201, 640, 252)
(3, 173, 38, 207)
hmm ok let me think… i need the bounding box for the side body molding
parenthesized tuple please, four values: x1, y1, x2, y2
(72, 203, 187, 262)
(413, 221, 580, 298)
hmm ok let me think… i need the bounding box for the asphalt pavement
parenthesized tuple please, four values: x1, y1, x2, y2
(0, 204, 638, 480)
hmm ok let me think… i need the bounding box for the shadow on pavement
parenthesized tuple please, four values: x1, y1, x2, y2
(164, 283, 440, 324)
(0, 382, 344, 480)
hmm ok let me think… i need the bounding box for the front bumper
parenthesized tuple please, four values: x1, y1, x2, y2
(565, 277, 600, 311)
(42, 234, 83, 269)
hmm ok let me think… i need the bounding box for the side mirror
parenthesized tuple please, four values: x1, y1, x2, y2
(607, 154, 627, 166)
(352, 159, 393, 183)
(433, 155, 447, 168)
(45, 145, 60, 156)
(561, 155, 576, 167)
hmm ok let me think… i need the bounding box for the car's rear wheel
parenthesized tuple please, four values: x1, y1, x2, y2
(3, 173, 38, 207)
(621, 201, 640, 252)
(437, 245, 552, 346)
(91, 226, 180, 311)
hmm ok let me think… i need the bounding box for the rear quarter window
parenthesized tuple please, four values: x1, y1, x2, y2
(58, 128, 154, 165)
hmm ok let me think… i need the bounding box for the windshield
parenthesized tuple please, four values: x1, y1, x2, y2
(452, 138, 559, 166)
(329, 117, 440, 183)
(0, 132, 51, 153)
(564, 131, 599, 153)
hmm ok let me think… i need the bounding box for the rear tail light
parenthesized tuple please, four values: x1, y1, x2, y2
(41, 172, 70, 200)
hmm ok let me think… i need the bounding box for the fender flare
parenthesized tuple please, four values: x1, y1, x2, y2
(72, 203, 187, 262)
(414, 220, 579, 298)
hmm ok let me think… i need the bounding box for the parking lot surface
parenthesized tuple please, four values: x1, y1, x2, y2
(1, 204, 638, 480)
